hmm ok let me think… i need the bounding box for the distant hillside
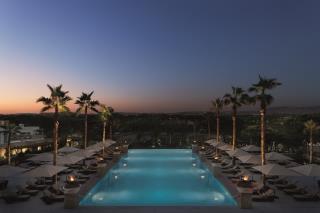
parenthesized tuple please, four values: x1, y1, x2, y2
(235, 106, 320, 115)
(1, 106, 320, 116)
(266, 106, 320, 115)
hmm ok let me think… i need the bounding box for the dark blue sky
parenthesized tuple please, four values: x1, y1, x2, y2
(0, 0, 320, 113)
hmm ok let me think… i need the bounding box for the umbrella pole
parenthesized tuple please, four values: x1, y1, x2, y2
(262, 174, 266, 186)
(53, 174, 57, 184)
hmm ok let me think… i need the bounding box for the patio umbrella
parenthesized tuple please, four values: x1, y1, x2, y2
(205, 139, 215, 145)
(210, 141, 221, 147)
(290, 164, 320, 176)
(105, 139, 116, 146)
(226, 148, 249, 157)
(241, 145, 260, 152)
(87, 143, 105, 152)
(0, 165, 28, 178)
(213, 142, 225, 147)
(56, 155, 84, 165)
(266, 152, 293, 161)
(218, 144, 232, 151)
(58, 146, 79, 154)
(24, 165, 67, 177)
(238, 154, 261, 165)
(290, 164, 320, 190)
(253, 164, 301, 176)
(28, 152, 54, 162)
(71, 149, 95, 158)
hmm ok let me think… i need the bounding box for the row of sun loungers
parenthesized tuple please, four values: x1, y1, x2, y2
(0, 144, 120, 204)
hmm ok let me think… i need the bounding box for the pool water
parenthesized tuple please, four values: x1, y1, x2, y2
(80, 149, 237, 206)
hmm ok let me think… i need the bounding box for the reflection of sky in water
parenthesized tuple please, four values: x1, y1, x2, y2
(80, 149, 236, 206)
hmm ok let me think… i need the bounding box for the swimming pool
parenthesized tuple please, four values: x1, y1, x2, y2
(80, 149, 237, 206)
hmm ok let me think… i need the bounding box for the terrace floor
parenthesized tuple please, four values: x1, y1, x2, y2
(1, 195, 320, 213)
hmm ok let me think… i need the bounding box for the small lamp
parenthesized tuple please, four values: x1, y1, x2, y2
(241, 175, 250, 182)
(67, 175, 76, 183)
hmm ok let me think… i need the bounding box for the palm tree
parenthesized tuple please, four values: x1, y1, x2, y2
(4, 123, 21, 165)
(107, 107, 114, 140)
(37, 84, 72, 166)
(203, 112, 211, 140)
(224, 87, 249, 150)
(75, 91, 100, 149)
(304, 120, 320, 163)
(99, 104, 111, 143)
(211, 98, 224, 144)
(249, 76, 281, 165)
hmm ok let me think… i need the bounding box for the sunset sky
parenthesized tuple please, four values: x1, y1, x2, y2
(1, 0, 320, 114)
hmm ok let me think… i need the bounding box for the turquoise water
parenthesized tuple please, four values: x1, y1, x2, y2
(80, 149, 237, 206)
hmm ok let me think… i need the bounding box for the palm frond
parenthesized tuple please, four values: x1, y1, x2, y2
(40, 106, 52, 113)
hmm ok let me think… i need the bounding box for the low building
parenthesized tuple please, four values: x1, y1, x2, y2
(0, 123, 48, 159)
(0, 127, 6, 147)
(16, 124, 41, 138)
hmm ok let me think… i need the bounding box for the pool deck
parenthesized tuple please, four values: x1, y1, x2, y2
(1, 149, 320, 213)
(1, 196, 320, 213)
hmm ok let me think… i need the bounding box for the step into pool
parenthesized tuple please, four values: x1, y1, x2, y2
(80, 149, 237, 206)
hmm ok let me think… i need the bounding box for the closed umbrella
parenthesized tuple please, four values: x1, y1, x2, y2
(266, 152, 293, 161)
(24, 165, 67, 177)
(253, 164, 301, 176)
(226, 148, 249, 157)
(0, 165, 28, 178)
(241, 145, 260, 152)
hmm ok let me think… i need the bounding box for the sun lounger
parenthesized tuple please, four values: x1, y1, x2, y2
(41, 190, 64, 204)
(293, 192, 320, 201)
(252, 189, 277, 202)
(2, 190, 31, 204)
(268, 177, 287, 185)
(227, 170, 245, 179)
(16, 185, 39, 196)
(48, 185, 64, 195)
(276, 182, 298, 190)
(222, 165, 240, 173)
(284, 187, 307, 195)
(0, 180, 8, 190)
(253, 184, 270, 195)
(26, 180, 47, 190)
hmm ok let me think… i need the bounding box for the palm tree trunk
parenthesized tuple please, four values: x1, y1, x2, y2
(7, 132, 11, 165)
(102, 121, 106, 142)
(109, 122, 112, 140)
(53, 108, 59, 166)
(260, 108, 266, 165)
(193, 123, 196, 142)
(309, 130, 313, 164)
(84, 106, 88, 149)
(216, 111, 220, 156)
(208, 117, 211, 139)
(216, 111, 220, 143)
(232, 109, 237, 150)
